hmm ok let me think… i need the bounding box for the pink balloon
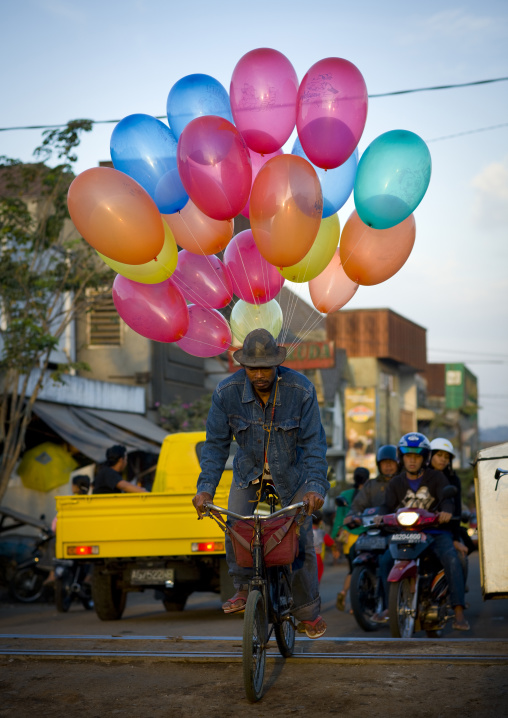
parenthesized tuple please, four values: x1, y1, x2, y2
(177, 115, 252, 221)
(176, 305, 232, 357)
(297, 58, 368, 170)
(171, 250, 233, 308)
(230, 48, 299, 154)
(308, 249, 359, 313)
(241, 147, 283, 219)
(223, 229, 285, 304)
(112, 275, 189, 342)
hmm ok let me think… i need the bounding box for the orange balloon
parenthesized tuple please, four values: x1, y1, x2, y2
(339, 210, 416, 286)
(309, 250, 359, 313)
(250, 155, 322, 267)
(163, 199, 234, 255)
(67, 167, 164, 265)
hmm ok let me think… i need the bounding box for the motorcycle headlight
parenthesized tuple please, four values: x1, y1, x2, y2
(397, 511, 419, 527)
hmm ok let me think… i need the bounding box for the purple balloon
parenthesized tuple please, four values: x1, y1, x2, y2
(112, 275, 189, 343)
(297, 58, 368, 170)
(223, 229, 285, 304)
(230, 48, 298, 154)
(171, 250, 233, 309)
(176, 305, 232, 357)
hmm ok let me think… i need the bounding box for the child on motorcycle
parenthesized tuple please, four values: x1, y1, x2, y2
(374, 432, 469, 631)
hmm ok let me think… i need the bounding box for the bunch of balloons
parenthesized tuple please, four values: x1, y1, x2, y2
(67, 48, 431, 358)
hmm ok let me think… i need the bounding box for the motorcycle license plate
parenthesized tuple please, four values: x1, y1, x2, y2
(356, 536, 386, 550)
(391, 533, 423, 543)
(131, 568, 174, 585)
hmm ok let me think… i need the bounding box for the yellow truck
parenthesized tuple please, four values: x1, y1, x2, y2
(55, 431, 235, 620)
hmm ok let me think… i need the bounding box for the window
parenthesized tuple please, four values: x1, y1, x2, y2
(86, 289, 121, 346)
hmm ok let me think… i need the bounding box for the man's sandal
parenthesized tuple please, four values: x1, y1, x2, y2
(296, 616, 327, 639)
(222, 590, 248, 614)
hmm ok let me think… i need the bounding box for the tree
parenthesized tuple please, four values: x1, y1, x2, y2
(156, 394, 213, 433)
(0, 120, 114, 503)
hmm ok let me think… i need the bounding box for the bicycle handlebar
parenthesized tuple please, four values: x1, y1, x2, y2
(203, 501, 306, 522)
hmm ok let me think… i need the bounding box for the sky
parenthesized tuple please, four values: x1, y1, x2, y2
(1, 0, 507, 430)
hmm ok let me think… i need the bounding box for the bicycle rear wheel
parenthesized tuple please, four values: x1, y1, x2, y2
(243, 589, 267, 702)
(270, 565, 295, 657)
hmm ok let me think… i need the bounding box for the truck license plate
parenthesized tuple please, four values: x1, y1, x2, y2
(391, 533, 423, 543)
(131, 568, 175, 585)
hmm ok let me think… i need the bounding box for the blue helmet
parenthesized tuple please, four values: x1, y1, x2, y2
(398, 432, 431, 465)
(376, 445, 397, 466)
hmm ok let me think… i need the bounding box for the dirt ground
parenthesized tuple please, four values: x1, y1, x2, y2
(1, 655, 507, 718)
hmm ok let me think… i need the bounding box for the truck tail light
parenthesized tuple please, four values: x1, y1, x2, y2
(191, 541, 225, 552)
(66, 545, 99, 556)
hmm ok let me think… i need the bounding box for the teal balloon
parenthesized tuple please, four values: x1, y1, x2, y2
(354, 130, 431, 229)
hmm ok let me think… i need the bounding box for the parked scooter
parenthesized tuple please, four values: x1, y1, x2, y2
(382, 485, 458, 637)
(54, 559, 93, 612)
(349, 506, 388, 632)
(9, 527, 54, 603)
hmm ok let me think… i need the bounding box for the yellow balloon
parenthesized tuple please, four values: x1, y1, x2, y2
(278, 213, 340, 283)
(97, 219, 178, 284)
(230, 300, 283, 344)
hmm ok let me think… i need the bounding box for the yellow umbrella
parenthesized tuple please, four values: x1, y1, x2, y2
(17, 442, 78, 492)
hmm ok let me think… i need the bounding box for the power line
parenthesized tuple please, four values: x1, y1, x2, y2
(368, 76, 508, 97)
(429, 348, 508, 359)
(0, 76, 507, 133)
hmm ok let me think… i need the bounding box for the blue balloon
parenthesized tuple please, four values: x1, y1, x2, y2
(110, 114, 188, 214)
(354, 130, 432, 229)
(167, 73, 234, 139)
(292, 137, 358, 218)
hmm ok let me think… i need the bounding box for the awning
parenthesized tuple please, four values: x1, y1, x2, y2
(32, 402, 168, 463)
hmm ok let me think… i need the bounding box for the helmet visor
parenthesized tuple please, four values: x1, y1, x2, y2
(400, 447, 424, 455)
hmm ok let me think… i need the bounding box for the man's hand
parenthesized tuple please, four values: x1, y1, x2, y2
(437, 511, 452, 524)
(192, 491, 213, 518)
(454, 540, 468, 556)
(302, 491, 324, 515)
(344, 515, 361, 528)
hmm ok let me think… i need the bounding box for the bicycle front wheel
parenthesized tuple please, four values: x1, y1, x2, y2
(243, 589, 267, 703)
(271, 565, 296, 657)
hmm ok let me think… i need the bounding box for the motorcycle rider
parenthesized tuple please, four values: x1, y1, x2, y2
(341, 445, 399, 613)
(374, 432, 469, 631)
(430, 438, 475, 559)
(344, 445, 398, 525)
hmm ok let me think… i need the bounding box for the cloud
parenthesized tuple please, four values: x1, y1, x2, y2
(420, 9, 493, 37)
(471, 156, 508, 227)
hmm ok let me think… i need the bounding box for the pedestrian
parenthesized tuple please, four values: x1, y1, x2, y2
(312, 510, 335, 583)
(333, 466, 370, 612)
(192, 328, 330, 639)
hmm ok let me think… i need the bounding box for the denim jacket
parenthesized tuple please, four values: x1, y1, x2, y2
(197, 366, 329, 505)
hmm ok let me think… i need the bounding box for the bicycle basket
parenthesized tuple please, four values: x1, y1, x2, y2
(229, 515, 299, 568)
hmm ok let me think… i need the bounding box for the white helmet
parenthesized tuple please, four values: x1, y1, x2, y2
(430, 438, 455, 457)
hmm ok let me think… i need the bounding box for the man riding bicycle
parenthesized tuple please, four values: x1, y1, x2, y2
(192, 329, 329, 639)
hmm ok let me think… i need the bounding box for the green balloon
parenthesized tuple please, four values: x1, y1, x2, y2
(230, 299, 283, 343)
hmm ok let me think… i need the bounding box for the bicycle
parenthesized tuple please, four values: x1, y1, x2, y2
(203, 483, 306, 702)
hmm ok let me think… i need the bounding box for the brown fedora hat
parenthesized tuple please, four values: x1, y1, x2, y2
(233, 329, 286, 368)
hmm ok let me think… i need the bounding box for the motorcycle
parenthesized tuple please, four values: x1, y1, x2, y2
(349, 506, 388, 632)
(54, 559, 93, 612)
(382, 485, 458, 638)
(9, 527, 55, 603)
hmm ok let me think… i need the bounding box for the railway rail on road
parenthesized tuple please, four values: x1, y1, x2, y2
(1, 634, 507, 665)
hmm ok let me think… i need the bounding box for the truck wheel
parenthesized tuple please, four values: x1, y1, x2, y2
(91, 568, 126, 621)
(219, 557, 235, 603)
(162, 589, 189, 612)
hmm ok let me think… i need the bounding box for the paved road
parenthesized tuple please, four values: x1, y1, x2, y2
(1, 553, 507, 717)
(1, 552, 507, 639)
